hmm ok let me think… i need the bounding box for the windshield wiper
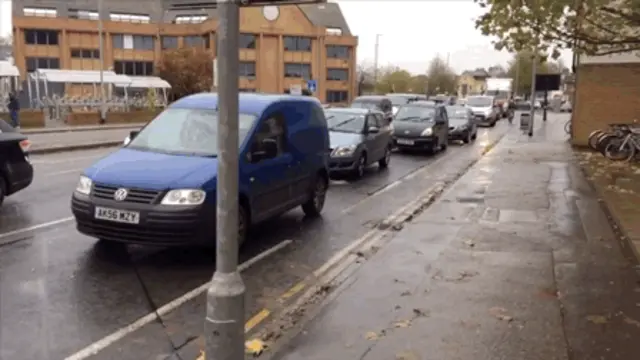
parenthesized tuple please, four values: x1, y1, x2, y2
(329, 118, 356, 130)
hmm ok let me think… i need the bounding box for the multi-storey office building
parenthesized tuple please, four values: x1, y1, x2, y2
(11, 0, 357, 104)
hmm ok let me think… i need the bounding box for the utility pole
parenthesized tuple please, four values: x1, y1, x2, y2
(98, 0, 105, 124)
(513, 55, 520, 97)
(528, 52, 537, 137)
(373, 34, 381, 87)
(205, 0, 245, 359)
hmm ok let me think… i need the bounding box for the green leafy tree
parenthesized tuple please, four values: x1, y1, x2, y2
(475, 0, 640, 58)
(375, 66, 413, 94)
(409, 74, 429, 94)
(507, 51, 567, 96)
(0, 35, 11, 45)
(426, 56, 457, 95)
(156, 48, 213, 100)
(356, 63, 376, 95)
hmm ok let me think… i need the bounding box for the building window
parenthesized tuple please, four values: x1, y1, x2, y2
(174, 15, 207, 24)
(326, 90, 348, 103)
(203, 35, 210, 49)
(284, 63, 311, 79)
(326, 28, 342, 36)
(114, 61, 154, 76)
(23, 7, 57, 17)
(69, 9, 99, 20)
(239, 62, 256, 78)
(326, 45, 349, 59)
(183, 36, 203, 47)
(113, 35, 154, 50)
(24, 30, 59, 46)
(71, 49, 100, 59)
(25, 57, 60, 72)
(161, 36, 178, 49)
(239, 34, 256, 49)
(284, 36, 312, 52)
(110, 13, 150, 23)
(327, 68, 348, 81)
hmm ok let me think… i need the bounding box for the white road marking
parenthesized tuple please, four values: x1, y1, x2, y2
(0, 217, 74, 241)
(63, 239, 293, 360)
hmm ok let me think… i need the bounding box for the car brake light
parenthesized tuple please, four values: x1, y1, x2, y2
(19, 139, 31, 153)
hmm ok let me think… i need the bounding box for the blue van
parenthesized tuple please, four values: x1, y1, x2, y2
(71, 93, 330, 247)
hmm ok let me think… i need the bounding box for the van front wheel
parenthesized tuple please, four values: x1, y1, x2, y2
(302, 175, 327, 217)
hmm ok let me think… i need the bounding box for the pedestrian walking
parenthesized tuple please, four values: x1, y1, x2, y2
(7, 91, 20, 129)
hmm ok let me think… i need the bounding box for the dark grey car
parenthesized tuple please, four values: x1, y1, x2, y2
(392, 101, 449, 154)
(446, 105, 478, 144)
(324, 108, 392, 179)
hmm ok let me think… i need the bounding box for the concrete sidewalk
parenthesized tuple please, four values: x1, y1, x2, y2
(267, 115, 640, 360)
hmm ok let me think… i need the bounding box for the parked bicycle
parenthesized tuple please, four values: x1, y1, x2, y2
(587, 121, 639, 156)
(604, 126, 640, 162)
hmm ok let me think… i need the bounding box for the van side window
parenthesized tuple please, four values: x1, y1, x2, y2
(251, 114, 286, 160)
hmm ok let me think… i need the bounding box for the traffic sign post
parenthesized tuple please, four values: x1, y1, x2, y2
(205, 2, 326, 360)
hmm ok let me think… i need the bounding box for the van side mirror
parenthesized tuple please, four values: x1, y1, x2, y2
(367, 126, 380, 133)
(124, 130, 139, 146)
(251, 138, 278, 162)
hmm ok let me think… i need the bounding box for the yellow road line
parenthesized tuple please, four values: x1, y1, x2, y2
(278, 282, 306, 301)
(244, 309, 271, 332)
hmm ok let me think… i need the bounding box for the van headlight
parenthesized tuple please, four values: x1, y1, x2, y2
(161, 189, 206, 205)
(331, 145, 357, 157)
(75, 175, 93, 195)
(123, 136, 131, 146)
(421, 127, 433, 136)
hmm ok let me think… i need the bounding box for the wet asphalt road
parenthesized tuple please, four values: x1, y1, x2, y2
(0, 122, 509, 360)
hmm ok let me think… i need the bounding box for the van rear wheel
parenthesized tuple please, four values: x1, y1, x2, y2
(302, 175, 327, 217)
(0, 176, 6, 207)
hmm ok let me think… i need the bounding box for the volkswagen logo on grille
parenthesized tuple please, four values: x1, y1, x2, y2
(113, 188, 128, 201)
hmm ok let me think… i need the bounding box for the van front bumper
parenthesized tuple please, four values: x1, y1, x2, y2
(71, 193, 215, 246)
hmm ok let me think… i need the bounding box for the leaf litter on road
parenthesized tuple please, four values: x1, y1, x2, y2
(489, 307, 514, 322)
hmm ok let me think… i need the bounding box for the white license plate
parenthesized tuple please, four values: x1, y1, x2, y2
(94, 206, 140, 224)
(397, 139, 415, 145)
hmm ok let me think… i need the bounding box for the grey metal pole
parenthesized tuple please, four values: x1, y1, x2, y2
(98, 0, 105, 124)
(528, 52, 537, 137)
(513, 55, 520, 97)
(373, 34, 380, 87)
(205, 0, 245, 359)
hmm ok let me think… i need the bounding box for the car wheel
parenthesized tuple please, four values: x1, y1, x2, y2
(490, 120, 496, 127)
(238, 203, 248, 246)
(463, 132, 471, 144)
(302, 174, 328, 217)
(352, 154, 366, 179)
(378, 147, 391, 169)
(0, 176, 5, 207)
(471, 130, 477, 140)
(440, 139, 447, 151)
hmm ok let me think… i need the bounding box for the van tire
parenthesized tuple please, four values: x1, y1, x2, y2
(378, 147, 391, 169)
(238, 203, 249, 246)
(302, 174, 327, 217)
(0, 176, 6, 207)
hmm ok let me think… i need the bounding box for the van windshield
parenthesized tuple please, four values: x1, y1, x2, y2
(127, 108, 257, 157)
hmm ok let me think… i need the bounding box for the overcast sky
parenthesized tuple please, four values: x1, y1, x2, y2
(0, 0, 572, 74)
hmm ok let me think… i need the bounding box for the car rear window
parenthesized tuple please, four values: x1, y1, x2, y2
(0, 118, 16, 133)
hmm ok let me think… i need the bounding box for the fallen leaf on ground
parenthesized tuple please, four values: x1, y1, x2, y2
(623, 316, 640, 327)
(196, 350, 204, 360)
(413, 308, 429, 317)
(365, 331, 381, 340)
(463, 239, 476, 247)
(586, 315, 608, 324)
(401, 290, 412, 296)
(393, 319, 412, 328)
(245, 339, 267, 355)
(396, 350, 419, 359)
(489, 307, 513, 322)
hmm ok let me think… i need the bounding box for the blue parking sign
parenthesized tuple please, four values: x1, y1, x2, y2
(307, 79, 317, 93)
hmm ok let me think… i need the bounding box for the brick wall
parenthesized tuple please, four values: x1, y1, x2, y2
(572, 63, 640, 146)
